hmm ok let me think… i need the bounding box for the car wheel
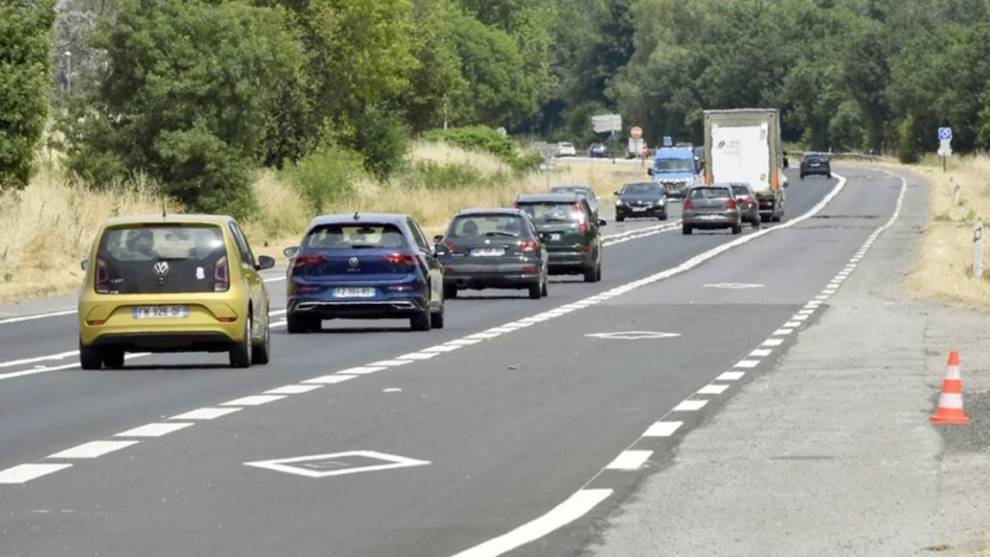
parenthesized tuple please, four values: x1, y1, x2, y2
(252, 316, 271, 365)
(430, 302, 445, 329)
(753, 217, 762, 229)
(731, 223, 742, 235)
(229, 314, 253, 368)
(682, 224, 693, 235)
(443, 285, 458, 299)
(411, 296, 432, 332)
(103, 349, 125, 369)
(528, 282, 542, 299)
(583, 265, 597, 283)
(595, 262, 603, 282)
(616, 214, 624, 223)
(541, 276, 549, 297)
(287, 313, 316, 334)
(79, 340, 102, 370)
(800, 173, 805, 179)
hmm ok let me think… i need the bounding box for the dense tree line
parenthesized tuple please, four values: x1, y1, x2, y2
(5, 0, 990, 205)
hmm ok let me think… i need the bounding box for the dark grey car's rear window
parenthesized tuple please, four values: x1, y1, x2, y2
(621, 183, 661, 195)
(98, 225, 227, 293)
(449, 215, 527, 238)
(517, 202, 584, 224)
(731, 186, 750, 196)
(689, 188, 731, 199)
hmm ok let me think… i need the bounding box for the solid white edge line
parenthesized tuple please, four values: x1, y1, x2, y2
(0, 350, 79, 369)
(0, 309, 77, 326)
(605, 450, 653, 471)
(450, 489, 613, 557)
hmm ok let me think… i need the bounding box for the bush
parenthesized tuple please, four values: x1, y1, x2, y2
(352, 106, 410, 180)
(898, 114, 922, 164)
(282, 143, 366, 213)
(420, 125, 540, 173)
(408, 161, 490, 190)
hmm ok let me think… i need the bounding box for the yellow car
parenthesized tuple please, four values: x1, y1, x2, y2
(78, 215, 275, 369)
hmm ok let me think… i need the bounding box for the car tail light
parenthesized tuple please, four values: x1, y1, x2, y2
(218, 316, 237, 323)
(442, 240, 458, 254)
(725, 198, 737, 209)
(292, 254, 326, 268)
(683, 198, 694, 210)
(522, 265, 536, 273)
(582, 244, 593, 253)
(94, 258, 110, 294)
(86, 319, 106, 326)
(214, 255, 229, 292)
(294, 285, 321, 294)
(384, 253, 417, 266)
(578, 221, 589, 233)
(518, 239, 539, 252)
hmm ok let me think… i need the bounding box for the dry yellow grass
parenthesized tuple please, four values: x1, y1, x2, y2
(0, 142, 645, 302)
(900, 156, 990, 311)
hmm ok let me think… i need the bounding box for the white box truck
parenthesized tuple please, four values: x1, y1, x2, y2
(703, 109, 788, 222)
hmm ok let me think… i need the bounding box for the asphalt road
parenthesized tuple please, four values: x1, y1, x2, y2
(0, 168, 902, 556)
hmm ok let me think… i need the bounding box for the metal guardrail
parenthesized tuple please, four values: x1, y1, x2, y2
(785, 150, 882, 162)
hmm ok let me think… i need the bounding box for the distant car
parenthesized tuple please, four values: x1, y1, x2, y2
(514, 193, 605, 282)
(681, 185, 742, 235)
(800, 152, 831, 179)
(435, 209, 548, 299)
(615, 182, 667, 222)
(78, 214, 275, 369)
(556, 142, 577, 157)
(550, 184, 599, 220)
(284, 213, 444, 332)
(588, 143, 608, 158)
(729, 183, 761, 228)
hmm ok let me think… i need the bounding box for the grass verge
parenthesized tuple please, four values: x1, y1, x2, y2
(0, 143, 646, 303)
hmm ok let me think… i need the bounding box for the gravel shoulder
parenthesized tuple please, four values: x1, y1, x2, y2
(591, 167, 990, 556)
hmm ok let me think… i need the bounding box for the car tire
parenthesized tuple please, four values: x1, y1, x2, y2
(658, 212, 668, 221)
(411, 297, 432, 332)
(541, 276, 549, 297)
(103, 349, 125, 369)
(731, 223, 742, 235)
(443, 285, 458, 299)
(430, 303, 445, 329)
(229, 315, 253, 368)
(800, 173, 805, 179)
(287, 313, 317, 334)
(528, 283, 542, 299)
(79, 341, 102, 370)
(752, 217, 762, 229)
(583, 265, 597, 283)
(252, 317, 271, 365)
(616, 214, 624, 223)
(595, 263, 603, 282)
(682, 224, 693, 235)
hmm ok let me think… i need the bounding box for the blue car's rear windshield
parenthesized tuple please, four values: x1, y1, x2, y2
(304, 224, 407, 249)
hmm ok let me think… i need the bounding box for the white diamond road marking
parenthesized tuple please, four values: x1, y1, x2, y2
(0, 463, 73, 484)
(244, 450, 430, 479)
(171, 407, 242, 421)
(49, 440, 139, 459)
(698, 384, 730, 395)
(115, 422, 193, 438)
(606, 450, 652, 470)
(264, 384, 323, 395)
(717, 371, 746, 381)
(673, 400, 708, 412)
(585, 331, 681, 341)
(221, 395, 285, 407)
(643, 421, 683, 437)
(303, 374, 357, 385)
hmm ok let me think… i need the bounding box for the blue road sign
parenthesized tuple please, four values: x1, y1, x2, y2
(662, 136, 673, 147)
(938, 127, 953, 141)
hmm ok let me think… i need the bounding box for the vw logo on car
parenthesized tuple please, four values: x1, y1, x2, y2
(348, 256, 360, 270)
(152, 261, 170, 278)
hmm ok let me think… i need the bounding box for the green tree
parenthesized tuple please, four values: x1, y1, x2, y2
(61, 0, 305, 217)
(0, 0, 55, 190)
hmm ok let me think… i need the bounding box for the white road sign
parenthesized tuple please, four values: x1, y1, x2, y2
(591, 114, 623, 133)
(938, 139, 952, 157)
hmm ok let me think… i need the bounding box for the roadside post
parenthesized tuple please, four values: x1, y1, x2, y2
(973, 220, 984, 279)
(535, 142, 557, 189)
(937, 127, 953, 172)
(950, 177, 961, 206)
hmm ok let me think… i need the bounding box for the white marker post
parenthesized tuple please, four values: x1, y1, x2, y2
(973, 220, 984, 279)
(950, 178, 961, 206)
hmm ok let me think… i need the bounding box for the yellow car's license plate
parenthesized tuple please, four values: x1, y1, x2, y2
(132, 305, 189, 319)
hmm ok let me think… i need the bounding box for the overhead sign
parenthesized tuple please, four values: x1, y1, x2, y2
(591, 114, 623, 133)
(938, 127, 953, 141)
(662, 136, 673, 147)
(629, 126, 643, 139)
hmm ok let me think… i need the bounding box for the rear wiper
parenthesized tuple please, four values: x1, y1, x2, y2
(349, 244, 379, 249)
(542, 217, 569, 223)
(486, 231, 518, 237)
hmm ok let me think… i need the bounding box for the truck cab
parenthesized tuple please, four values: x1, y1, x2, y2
(648, 147, 698, 198)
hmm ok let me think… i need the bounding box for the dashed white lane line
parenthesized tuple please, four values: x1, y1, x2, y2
(698, 384, 730, 395)
(0, 463, 73, 484)
(0, 309, 77, 326)
(783, 321, 802, 328)
(792, 315, 810, 322)
(49, 440, 139, 459)
(445, 339, 483, 347)
(749, 349, 772, 357)
(762, 338, 784, 347)
(115, 422, 194, 438)
(336, 366, 386, 375)
(369, 359, 413, 367)
(734, 359, 760, 369)
(605, 450, 653, 471)
(396, 352, 440, 361)
(303, 374, 358, 385)
(421, 344, 462, 353)
(170, 407, 242, 421)
(451, 488, 613, 557)
(717, 371, 746, 381)
(264, 384, 323, 395)
(773, 328, 794, 336)
(220, 395, 285, 407)
(672, 400, 708, 412)
(643, 421, 683, 437)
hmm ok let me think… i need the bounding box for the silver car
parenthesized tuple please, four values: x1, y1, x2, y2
(729, 183, 761, 228)
(681, 185, 742, 235)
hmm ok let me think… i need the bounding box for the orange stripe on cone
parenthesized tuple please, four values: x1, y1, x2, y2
(931, 350, 971, 425)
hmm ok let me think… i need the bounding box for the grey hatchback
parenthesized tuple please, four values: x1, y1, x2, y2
(729, 183, 761, 228)
(681, 185, 742, 235)
(514, 193, 605, 282)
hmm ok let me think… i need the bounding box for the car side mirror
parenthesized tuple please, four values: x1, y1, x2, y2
(256, 255, 276, 270)
(433, 235, 444, 243)
(598, 219, 608, 227)
(613, 191, 619, 196)
(81, 259, 89, 271)
(283, 246, 299, 258)
(539, 232, 551, 242)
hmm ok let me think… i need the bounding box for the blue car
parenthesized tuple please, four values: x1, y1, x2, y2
(284, 213, 445, 332)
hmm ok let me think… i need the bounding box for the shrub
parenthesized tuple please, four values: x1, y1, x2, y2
(282, 143, 367, 213)
(898, 114, 922, 164)
(420, 125, 540, 173)
(408, 161, 490, 190)
(352, 105, 410, 180)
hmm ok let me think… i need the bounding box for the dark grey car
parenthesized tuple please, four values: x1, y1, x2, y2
(615, 182, 667, 222)
(435, 209, 548, 299)
(550, 184, 599, 221)
(729, 183, 761, 228)
(681, 186, 742, 235)
(514, 193, 605, 282)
